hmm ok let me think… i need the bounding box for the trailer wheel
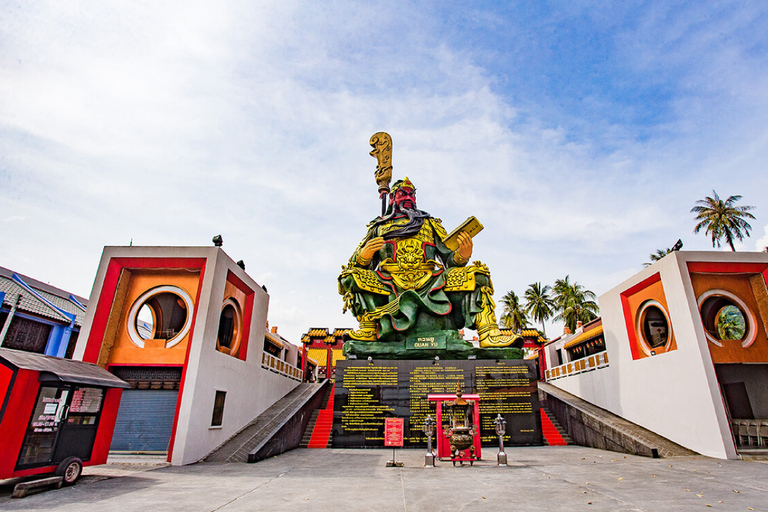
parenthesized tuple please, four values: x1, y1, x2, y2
(55, 457, 82, 486)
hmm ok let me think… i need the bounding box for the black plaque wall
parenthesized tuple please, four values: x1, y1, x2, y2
(332, 359, 542, 448)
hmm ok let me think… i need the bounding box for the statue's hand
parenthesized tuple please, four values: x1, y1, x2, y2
(455, 231, 473, 263)
(359, 237, 385, 263)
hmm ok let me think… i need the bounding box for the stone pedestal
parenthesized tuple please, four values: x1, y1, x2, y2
(343, 329, 523, 360)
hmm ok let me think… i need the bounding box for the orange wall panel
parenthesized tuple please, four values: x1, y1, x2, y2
(215, 279, 249, 358)
(690, 273, 768, 363)
(108, 270, 200, 366)
(623, 276, 677, 359)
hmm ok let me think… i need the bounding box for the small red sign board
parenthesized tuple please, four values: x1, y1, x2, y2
(384, 418, 404, 447)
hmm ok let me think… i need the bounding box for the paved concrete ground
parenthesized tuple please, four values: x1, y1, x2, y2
(1, 447, 768, 511)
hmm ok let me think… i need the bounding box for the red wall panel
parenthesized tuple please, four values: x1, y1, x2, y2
(0, 370, 39, 478)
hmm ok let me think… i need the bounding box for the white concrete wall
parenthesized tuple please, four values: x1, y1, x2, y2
(549, 251, 768, 459)
(284, 339, 299, 367)
(72, 246, 300, 465)
(172, 250, 299, 465)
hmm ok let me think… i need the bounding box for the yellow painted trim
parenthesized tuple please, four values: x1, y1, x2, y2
(563, 326, 603, 349)
(265, 332, 284, 349)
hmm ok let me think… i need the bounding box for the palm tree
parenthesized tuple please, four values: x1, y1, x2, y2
(644, 248, 673, 267)
(524, 282, 555, 337)
(499, 290, 528, 333)
(716, 305, 746, 340)
(691, 191, 755, 251)
(643, 240, 683, 267)
(552, 275, 599, 332)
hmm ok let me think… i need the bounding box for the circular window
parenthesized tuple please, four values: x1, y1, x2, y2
(636, 300, 672, 356)
(697, 290, 756, 348)
(216, 298, 242, 356)
(136, 303, 156, 339)
(127, 286, 194, 348)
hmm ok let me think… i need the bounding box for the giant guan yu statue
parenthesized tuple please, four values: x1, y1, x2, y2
(338, 132, 520, 356)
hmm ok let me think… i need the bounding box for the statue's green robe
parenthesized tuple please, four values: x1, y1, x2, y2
(338, 213, 491, 342)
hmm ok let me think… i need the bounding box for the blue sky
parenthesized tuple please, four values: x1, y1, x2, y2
(1, 1, 767, 341)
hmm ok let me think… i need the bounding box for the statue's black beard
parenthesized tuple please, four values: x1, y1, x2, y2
(376, 206, 431, 240)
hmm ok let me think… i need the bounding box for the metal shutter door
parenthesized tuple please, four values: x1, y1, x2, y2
(110, 389, 178, 452)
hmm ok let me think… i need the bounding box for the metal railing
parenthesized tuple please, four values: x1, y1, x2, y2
(732, 419, 768, 448)
(261, 352, 302, 381)
(545, 351, 609, 381)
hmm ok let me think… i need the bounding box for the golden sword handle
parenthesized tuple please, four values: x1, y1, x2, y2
(370, 131, 393, 191)
(369, 132, 393, 216)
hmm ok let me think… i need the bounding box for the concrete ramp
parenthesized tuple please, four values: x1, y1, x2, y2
(539, 381, 695, 458)
(204, 380, 329, 463)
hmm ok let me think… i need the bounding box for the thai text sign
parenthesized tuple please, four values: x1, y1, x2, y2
(333, 359, 540, 448)
(384, 418, 404, 447)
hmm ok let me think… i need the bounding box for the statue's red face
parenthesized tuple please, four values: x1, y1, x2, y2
(392, 187, 416, 210)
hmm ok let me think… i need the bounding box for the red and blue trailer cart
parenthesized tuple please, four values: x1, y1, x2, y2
(0, 348, 129, 486)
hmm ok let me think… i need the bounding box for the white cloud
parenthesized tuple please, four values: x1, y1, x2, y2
(755, 225, 768, 252)
(1, 2, 767, 340)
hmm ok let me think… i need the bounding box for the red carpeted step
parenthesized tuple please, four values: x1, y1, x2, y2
(307, 384, 335, 448)
(540, 409, 567, 446)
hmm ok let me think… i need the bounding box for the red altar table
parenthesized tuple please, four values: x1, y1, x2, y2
(428, 393, 481, 464)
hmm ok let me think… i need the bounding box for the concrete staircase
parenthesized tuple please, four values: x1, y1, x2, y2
(300, 383, 335, 449)
(204, 381, 327, 463)
(299, 409, 321, 448)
